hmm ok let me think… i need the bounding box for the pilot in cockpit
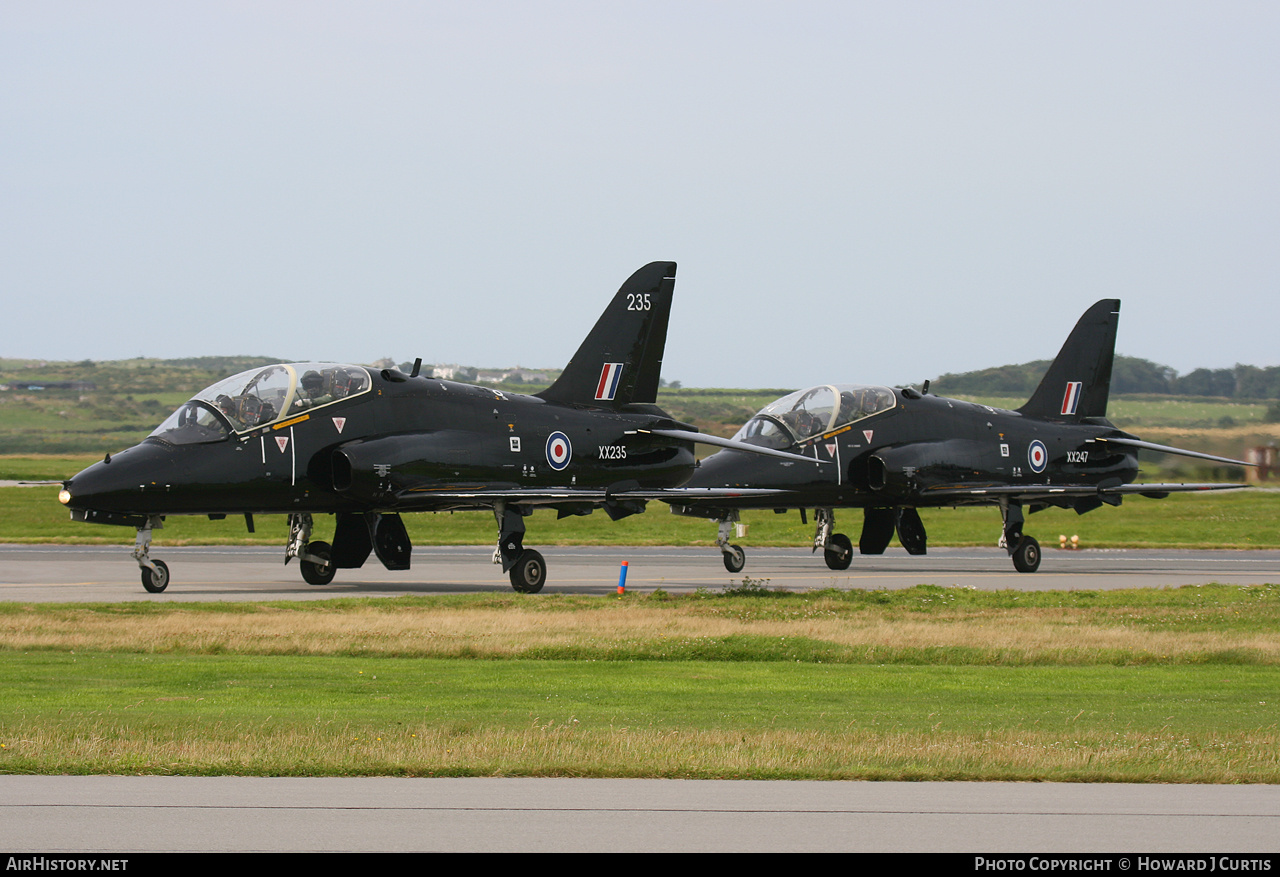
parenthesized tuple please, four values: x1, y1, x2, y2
(293, 370, 333, 410)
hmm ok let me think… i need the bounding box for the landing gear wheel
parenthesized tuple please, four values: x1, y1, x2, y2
(1012, 536, 1041, 573)
(300, 540, 336, 585)
(141, 559, 170, 593)
(824, 533, 853, 571)
(722, 544, 745, 573)
(509, 549, 546, 593)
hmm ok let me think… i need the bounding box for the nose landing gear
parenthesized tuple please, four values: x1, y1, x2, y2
(133, 516, 170, 593)
(716, 515, 746, 572)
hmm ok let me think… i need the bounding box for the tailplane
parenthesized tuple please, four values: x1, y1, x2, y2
(1018, 299, 1120, 421)
(537, 261, 676, 408)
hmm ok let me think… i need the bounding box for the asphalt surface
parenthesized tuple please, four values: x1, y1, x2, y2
(2, 543, 1279, 601)
(2, 776, 1278, 853)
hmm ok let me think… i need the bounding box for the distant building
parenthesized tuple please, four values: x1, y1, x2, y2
(504, 369, 552, 384)
(1245, 445, 1278, 483)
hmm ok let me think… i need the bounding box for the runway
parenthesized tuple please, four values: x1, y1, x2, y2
(2, 776, 1278, 853)
(2, 543, 1279, 601)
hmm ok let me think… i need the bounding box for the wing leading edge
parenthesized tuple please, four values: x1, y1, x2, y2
(920, 482, 1246, 502)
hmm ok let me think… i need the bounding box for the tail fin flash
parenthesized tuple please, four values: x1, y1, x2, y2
(537, 261, 676, 408)
(1018, 299, 1120, 421)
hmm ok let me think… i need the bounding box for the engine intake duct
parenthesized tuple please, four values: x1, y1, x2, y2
(331, 431, 480, 501)
(868, 440, 985, 496)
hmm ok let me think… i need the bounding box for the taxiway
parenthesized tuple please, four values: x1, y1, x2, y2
(2, 544, 1278, 601)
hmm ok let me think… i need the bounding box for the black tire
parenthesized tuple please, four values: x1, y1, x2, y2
(141, 559, 169, 593)
(722, 544, 745, 573)
(1012, 535, 1041, 573)
(300, 540, 336, 585)
(509, 549, 546, 593)
(824, 532, 853, 570)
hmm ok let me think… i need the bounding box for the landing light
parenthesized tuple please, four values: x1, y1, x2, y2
(58, 489, 71, 505)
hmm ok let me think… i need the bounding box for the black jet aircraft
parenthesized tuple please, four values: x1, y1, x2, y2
(58, 262, 808, 594)
(668, 300, 1249, 573)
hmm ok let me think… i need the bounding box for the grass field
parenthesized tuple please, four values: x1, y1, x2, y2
(1, 586, 1277, 780)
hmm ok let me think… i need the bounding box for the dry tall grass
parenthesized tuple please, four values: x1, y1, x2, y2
(3, 599, 1277, 664)
(9, 720, 1278, 782)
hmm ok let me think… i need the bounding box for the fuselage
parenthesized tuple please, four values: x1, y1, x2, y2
(687, 387, 1141, 510)
(62, 362, 696, 524)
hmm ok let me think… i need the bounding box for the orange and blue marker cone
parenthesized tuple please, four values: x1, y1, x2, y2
(617, 561, 629, 594)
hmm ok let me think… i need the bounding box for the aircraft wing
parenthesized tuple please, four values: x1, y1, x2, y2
(920, 482, 1248, 502)
(624, 487, 797, 501)
(391, 486, 789, 507)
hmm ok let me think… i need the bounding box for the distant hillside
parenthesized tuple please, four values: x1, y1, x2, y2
(6, 354, 1277, 401)
(0, 356, 282, 397)
(1, 355, 1277, 454)
(931, 356, 1280, 401)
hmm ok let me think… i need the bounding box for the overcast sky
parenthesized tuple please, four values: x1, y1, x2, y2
(2, 1, 1276, 389)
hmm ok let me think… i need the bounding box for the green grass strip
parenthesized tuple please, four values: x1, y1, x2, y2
(1, 653, 1277, 781)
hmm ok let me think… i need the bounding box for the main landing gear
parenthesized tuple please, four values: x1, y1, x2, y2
(493, 502, 547, 593)
(713, 508, 855, 573)
(711, 507, 931, 573)
(130, 508, 548, 594)
(287, 513, 336, 585)
(999, 500, 1042, 573)
(811, 508, 854, 571)
(708, 503, 1043, 575)
(285, 511, 411, 587)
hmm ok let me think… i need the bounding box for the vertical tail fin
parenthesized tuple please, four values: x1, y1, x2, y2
(1017, 299, 1120, 421)
(536, 261, 676, 408)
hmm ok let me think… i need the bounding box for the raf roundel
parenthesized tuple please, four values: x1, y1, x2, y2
(545, 431, 572, 470)
(1028, 439, 1048, 474)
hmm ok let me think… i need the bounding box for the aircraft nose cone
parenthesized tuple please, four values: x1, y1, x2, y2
(63, 442, 178, 517)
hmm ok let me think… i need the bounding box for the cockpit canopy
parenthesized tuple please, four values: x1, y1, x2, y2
(148, 362, 372, 445)
(731, 384, 897, 450)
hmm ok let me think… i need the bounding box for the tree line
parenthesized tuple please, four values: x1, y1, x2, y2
(931, 356, 1280, 401)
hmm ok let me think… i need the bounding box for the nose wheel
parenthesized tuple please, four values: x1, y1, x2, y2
(141, 559, 170, 593)
(721, 543, 745, 573)
(133, 517, 170, 593)
(714, 515, 748, 572)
